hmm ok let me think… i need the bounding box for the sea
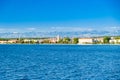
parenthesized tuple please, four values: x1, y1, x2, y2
(0, 44, 120, 80)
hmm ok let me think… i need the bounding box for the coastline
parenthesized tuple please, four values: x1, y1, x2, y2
(0, 43, 120, 46)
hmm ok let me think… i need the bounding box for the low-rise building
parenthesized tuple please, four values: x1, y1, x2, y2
(49, 36, 60, 43)
(31, 39, 38, 43)
(23, 39, 31, 43)
(23, 39, 38, 43)
(93, 37, 104, 43)
(78, 38, 94, 44)
(38, 39, 44, 43)
(117, 39, 120, 43)
(109, 38, 120, 44)
(7, 39, 17, 43)
(109, 39, 117, 43)
(0, 41, 7, 44)
(49, 38, 58, 43)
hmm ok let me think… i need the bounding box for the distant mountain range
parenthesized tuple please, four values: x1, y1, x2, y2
(0, 30, 120, 38)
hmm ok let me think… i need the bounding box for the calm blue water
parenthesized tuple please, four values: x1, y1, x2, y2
(0, 45, 120, 80)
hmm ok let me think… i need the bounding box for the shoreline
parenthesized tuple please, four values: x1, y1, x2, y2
(0, 43, 120, 46)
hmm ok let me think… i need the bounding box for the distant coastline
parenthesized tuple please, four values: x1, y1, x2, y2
(0, 35, 120, 45)
(0, 36, 120, 45)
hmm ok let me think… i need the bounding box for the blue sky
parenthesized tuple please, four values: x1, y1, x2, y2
(0, 0, 120, 32)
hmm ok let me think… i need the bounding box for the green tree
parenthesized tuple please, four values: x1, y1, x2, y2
(29, 39, 36, 44)
(73, 38, 78, 44)
(63, 37, 71, 44)
(58, 39, 63, 43)
(0, 38, 8, 41)
(103, 36, 110, 44)
(58, 37, 71, 44)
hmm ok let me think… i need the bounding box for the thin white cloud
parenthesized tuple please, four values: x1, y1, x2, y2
(26, 28, 36, 31)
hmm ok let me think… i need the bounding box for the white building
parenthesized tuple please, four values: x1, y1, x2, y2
(0, 41, 7, 44)
(49, 35, 60, 43)
(23, 39, 31, 43)
(56, 35, 60, 42)
(109, 39, 117, 43)
(7, 39, 17, 43)
(109, 38, 120, 44)
(78, 38, 94, 44)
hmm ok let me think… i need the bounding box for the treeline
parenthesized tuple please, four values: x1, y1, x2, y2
(57, 37, 78, 44)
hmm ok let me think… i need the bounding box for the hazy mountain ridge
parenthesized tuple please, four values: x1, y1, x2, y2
(0, 29, 120, 38)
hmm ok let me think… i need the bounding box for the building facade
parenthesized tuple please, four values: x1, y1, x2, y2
(78, 38, 94, 44)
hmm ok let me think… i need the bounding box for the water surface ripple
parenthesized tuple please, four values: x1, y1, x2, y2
(0, 45, 120, 80)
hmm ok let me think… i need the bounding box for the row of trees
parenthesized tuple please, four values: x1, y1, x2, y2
(58, 37, 78, 44)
